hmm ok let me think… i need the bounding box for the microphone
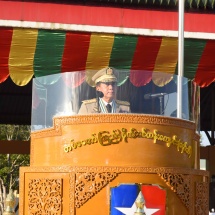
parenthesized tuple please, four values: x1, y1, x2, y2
(144, 93, 167, 99)
(96, 91, 104, 98)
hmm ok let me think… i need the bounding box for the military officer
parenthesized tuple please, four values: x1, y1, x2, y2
(78, 67, 130, 114)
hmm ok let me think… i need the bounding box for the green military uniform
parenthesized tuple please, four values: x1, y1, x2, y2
(78, 98, 130, 114)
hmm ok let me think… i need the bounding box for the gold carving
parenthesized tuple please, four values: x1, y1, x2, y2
(158, 173, 192, 212)
(63, 133, 98, 153)
(31, 114, 197, 139)
(75, 172, 118, 208)
(28, 178, 62, 214)
(134, 191, 146, 215)
(20, 165, 209, 176)
(195, 182, 209, 215)
(19, 166, 209, 215)
(63, 127, 192, 157)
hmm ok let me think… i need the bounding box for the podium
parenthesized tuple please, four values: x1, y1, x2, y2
(19, 114, 209, 215)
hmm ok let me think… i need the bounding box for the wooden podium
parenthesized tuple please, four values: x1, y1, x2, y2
(20, 114, 209, 215)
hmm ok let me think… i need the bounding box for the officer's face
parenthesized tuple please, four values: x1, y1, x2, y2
(96, 82, 117, 102)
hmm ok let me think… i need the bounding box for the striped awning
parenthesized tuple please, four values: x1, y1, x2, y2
(0, 27, 214, 87)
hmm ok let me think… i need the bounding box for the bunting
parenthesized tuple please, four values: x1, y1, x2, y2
(0, 27, 214, 87)
(9, 28, 37, 86)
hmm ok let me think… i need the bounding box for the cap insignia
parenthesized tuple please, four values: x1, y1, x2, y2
(106, 68, 113, 75)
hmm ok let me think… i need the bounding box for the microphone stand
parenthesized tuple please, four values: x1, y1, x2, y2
(144, 93, 166, 115)
(158, 96, 164, 115)
(159, 96, 163, 115)
(96, 91, 104, 113)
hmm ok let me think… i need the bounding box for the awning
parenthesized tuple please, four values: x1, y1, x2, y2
(0, 27, 214, 88)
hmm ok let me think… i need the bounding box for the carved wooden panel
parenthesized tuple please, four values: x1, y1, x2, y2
(28, 178, 62, 215)
(158, 172, 192, 213)
(19, 166, 209, 215)
(75, 172, 118, 208)
(195, 182, 209, 215)
(32, 114, 197, 139)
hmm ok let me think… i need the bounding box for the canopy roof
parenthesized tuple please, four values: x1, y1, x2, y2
(0, 27, 214, 87)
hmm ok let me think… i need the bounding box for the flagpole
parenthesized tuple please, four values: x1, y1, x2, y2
(177, 0, 184, 118)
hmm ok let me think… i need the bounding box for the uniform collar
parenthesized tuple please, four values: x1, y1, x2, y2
(99, 98, 116, 113)
(101, 99, 113, 106)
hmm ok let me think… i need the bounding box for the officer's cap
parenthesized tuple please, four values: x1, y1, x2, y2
(92, 67, 117, 84)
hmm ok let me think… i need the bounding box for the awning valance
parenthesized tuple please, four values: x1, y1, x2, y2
(0, 27, 214, 87)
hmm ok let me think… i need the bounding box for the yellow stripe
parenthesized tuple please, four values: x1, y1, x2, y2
(86, 33, 114, 70)
(86, 33, 114, 86)
(153, 37, 178, 86)
(9, 28, 38, 86)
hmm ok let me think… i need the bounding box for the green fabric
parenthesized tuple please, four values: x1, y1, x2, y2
(109, 34, 138, 85)
(34, 29, 66, 84)
(109, 34, 138, 69)
(175, 38, 206, 80)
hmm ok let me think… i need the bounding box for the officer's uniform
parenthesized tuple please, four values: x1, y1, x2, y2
(78, 67, 130, 114)
(78, 98, 130, 114)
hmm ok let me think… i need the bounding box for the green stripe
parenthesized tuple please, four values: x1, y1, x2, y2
(175, 38, 206, 80)
(109, 34, 138, 86)
(109, 34, 138, 70)
(34, 29, 66, 78)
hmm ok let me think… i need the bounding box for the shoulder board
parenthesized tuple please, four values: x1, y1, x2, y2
(116, 100, 130, 106)
(82, 98, 97, 104)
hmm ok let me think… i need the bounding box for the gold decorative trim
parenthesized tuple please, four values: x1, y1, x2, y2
(31, 114, 196, 139)
(63, 127, 193, 158)
(20, 166, 209, 176)
(75, 172, 118, 208)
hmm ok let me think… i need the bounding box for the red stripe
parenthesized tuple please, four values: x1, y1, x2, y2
(0, 27, 13, 83)
(1, 1, 215, 34)
(195, 40, 215, 87)
(130, 36, 162, 86)
(131, 36, 162, 70)
(61, 31, 91, 72)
